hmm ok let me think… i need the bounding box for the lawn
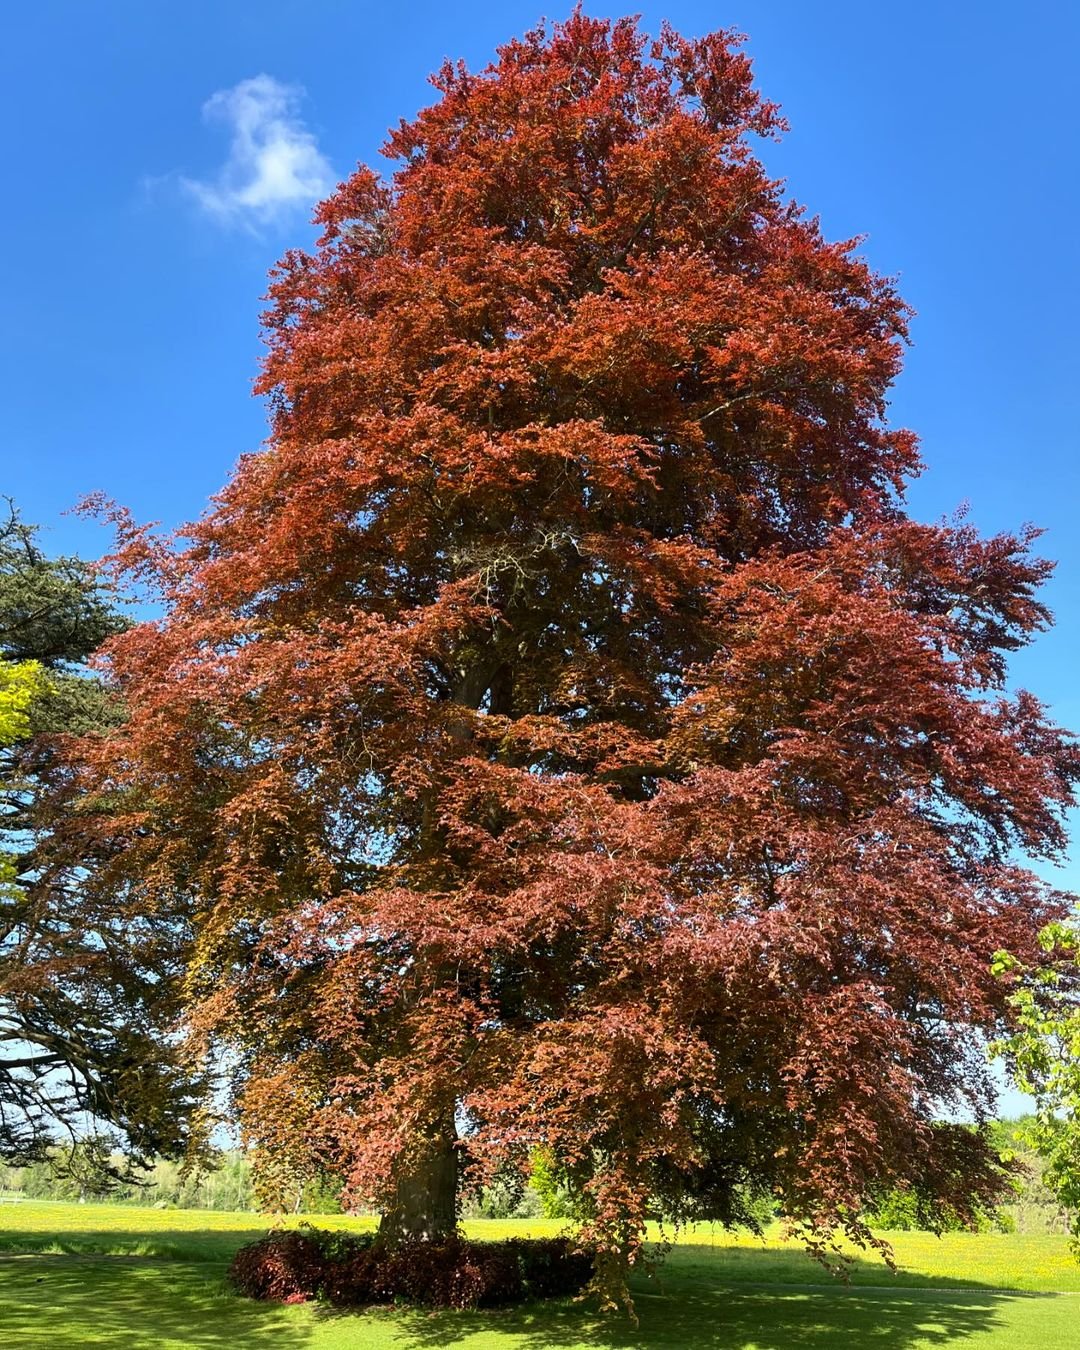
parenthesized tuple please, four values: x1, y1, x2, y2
(1, 1203, 1078, 1348)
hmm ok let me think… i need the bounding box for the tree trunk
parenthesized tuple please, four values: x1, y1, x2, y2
(378, 661, 479, 1246)
(378, 1119, 459, 1243)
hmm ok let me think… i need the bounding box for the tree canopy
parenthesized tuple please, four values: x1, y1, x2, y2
(64, 12, 1077, 1299)
(0, 501, 205, 1168)
(993, 928, 1080, 1252)
(0, 660, 43, 746)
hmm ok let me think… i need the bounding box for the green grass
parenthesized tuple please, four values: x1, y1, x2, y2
(1, 1203, 1078, 1348)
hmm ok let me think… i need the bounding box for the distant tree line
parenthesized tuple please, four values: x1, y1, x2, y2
(0, 1146, 256, 1211)
(867, 1117, 1072, 1235)
(0, 1118, 1069, 1235)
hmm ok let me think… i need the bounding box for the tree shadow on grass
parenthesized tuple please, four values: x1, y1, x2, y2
(319, 1247, 1065, 1350)
(0, 1242, 1067, 1350)
(0, 1222, 268, 1262)
(0, 1256, 294, 1348)
(373, 1286, 1056, 1350)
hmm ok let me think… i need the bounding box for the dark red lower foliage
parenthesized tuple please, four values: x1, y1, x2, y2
(55, 10, 1078, 1311)
(227, 1230, 327, 1304)
(228, 1230, 591, 1310)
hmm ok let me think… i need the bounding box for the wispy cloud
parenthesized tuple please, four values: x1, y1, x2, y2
(178, 75, 335, 228)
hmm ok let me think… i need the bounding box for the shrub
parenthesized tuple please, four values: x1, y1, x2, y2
(227, 1230, 326, 1303)
(512, 1237, 594, 1299)
(319, 1243, 385, 1307)
(323, 1236, 526, 1309)
(302, 1223, 375, 1264)
(399, 1238, 523, 1309)
(232, 1230, 593, 1310)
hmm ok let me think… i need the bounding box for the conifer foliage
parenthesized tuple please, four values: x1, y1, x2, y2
(73, 13, 1077, 1295)
(0, 502, 203, 1166)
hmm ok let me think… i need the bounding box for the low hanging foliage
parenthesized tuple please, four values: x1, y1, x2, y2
(228, 1229, 329, 1305)
(228, 1227, 592, 1310)
(53, 8, 1079, 1310)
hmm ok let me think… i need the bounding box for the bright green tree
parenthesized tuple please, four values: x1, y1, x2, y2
(0, 658, 43, 906)
(994, 926, 1080, 1249)
(0, 660, 44, 746)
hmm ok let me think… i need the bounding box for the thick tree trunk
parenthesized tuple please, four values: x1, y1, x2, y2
(377, 1120, 459, 1243)
(379, 660, 479, 1246)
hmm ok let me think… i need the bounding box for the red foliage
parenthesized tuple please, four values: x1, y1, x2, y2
(321, 1237, 525, 1309)
(227, 1231, 325, 1303)
(228, 1232, 590, 1310)
(67, 10, 1077, 1303)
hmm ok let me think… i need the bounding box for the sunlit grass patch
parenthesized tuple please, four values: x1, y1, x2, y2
(3, 1202, 1080, 1292)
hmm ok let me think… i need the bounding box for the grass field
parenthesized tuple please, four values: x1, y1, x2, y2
(1, 1203, 1079, 1348)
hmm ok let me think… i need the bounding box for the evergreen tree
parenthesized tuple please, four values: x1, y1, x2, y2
(0, 500, 205, 1167)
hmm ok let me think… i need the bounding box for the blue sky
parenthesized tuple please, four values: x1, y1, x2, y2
(2, 3, 1077, 1106)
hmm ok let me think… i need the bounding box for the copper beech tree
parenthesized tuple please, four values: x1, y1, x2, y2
(68, 13, 1076, 1292)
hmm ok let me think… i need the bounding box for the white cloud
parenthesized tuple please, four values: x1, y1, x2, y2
(179, 75, 335, 228)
